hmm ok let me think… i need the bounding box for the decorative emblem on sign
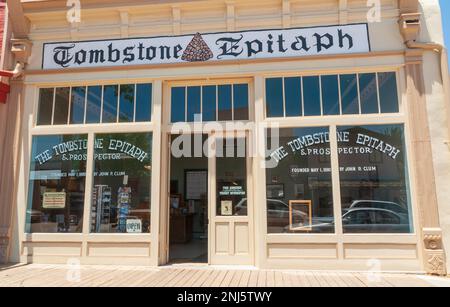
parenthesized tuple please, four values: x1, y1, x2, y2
(181, 33, 214, 62)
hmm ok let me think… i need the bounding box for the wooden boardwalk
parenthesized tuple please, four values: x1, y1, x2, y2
(0, 264, 448, 287)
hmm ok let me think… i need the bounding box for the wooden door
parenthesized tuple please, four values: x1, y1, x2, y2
(209, 132, 254, 265)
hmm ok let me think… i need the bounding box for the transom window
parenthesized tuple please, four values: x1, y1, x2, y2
(171, 83, 249, 123)
(265, 72, 399, 118)
(36, 83, 153, 126)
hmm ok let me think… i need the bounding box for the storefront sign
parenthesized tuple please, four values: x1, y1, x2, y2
(270, 131, 401, 163)
(42, 192, 66, 209)
(34, 138, 148, 165)
(219, 186, 246, 196)
(42, 24, 370, 69)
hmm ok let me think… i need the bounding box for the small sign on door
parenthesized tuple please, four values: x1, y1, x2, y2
(126, 219, 142, 233)
(42, 192, 66, 209)
(221, 200, 233, 216)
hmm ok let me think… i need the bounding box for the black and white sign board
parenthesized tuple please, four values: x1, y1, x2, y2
(43, 24, 370, 69)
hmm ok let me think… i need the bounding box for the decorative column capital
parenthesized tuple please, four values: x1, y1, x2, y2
(398, 0, 421, 45)
(398, 12, 421, 43)
(10, 38, 33, 64)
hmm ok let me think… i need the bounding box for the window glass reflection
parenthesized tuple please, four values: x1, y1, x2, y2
(171, 83, 249, 123)
(53, 87, 70, 125)
(378, 72, 399, 113)
(340, 74, 359, 115)
(338, 124, 412, 233)
(102, 85, 118, 123)
(91, 133, 152, 233)
(86, 86, 102, 124)
(264, 72, 399, 119)
(303, 76, 321, 116)
(218, 85, 233, 121)
(202, 85, 216, 122)
(266, 127, 334, 233)
(171, 87, 186, 123)
(37, 88, 54, 125)
(187, 86, 201, 122)
(359, 73, 379, 114)
(321, 75, 340, 115)
(233, 84, 249, 120)
(135, 84, 152, 122)
(119, 84, 135, 123)
(265, 78, 284, 117)
(26, 135, 87, 233)
(70, 87, 86, 124)
(284, 77, 302, 117)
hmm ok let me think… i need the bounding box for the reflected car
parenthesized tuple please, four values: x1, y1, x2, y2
(235, 198, 307, 227)
(346, 200, 408, 216)
(289, 208, 410, 233)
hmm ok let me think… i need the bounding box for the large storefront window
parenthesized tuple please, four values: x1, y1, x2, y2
(91, 133, 152, 233)
(338, 124, 412, 233)
(263, 71, 411, 235)
(265, 125, 412, 234)
(266, 127, 334, 233)
(26, 135, 87, 233)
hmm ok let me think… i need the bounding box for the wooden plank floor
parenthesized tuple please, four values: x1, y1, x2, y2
(0, 264, 448, 287)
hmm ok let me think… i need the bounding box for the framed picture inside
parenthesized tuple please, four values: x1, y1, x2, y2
(289, 200, 312, 232)
(170, 194, 181, 209)
(266, 184, 284, 199)
(220, 200, 233, 216)
(185, 170, 208, 200)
